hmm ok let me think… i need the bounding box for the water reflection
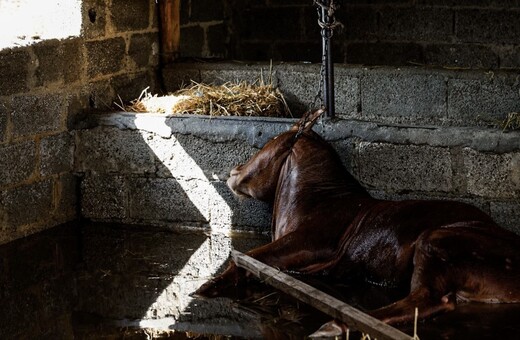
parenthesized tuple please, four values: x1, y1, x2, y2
(1, 222, 519, 339)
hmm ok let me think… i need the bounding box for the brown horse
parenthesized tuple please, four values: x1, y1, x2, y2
(195, 109, 520, 335)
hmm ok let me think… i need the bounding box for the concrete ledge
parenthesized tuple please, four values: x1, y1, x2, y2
(76, 112, 520, 234)
(85, 112, 520, 153)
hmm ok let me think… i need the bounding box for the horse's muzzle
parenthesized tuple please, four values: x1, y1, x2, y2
(227, 166, 249, 198)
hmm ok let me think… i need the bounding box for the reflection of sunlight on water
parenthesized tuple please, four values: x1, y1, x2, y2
(135, 116, 234, 317)
(0, 0, 81, 49)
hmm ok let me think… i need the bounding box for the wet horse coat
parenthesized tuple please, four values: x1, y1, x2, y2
(196, 110, 520, 329)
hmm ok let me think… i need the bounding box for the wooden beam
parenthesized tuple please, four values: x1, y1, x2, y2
(159, 0, 180, 64)
(231, 251, 412, 340)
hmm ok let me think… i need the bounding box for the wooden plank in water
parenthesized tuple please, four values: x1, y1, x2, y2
(231, 250, 412, 340)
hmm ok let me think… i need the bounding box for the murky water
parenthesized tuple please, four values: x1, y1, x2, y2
(1, 222, 519, 339)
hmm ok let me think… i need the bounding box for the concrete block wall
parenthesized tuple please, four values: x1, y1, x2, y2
(0, 0, 160, 245)
(74, 62, 519, 235)
(163, 62, 520, 128)
(179, 0, 520, 70)
(75, 110, 520, 235)
(75, 115, 275, 233)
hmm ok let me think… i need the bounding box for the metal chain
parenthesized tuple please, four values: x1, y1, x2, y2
(310, 41, 327, 110)
(314, 0, 341, 32)
(310, 0, 341, 112)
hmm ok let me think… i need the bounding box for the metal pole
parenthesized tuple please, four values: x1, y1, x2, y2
(320, 0, 335, 118)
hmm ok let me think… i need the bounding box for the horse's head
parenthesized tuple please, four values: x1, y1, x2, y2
(227, 109, 324, 202)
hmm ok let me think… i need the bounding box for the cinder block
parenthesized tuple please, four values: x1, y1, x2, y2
(361, 70, 447, 124)
(356, 142, 453, 192)
(81, 0, 107, 39)
(210, 182, 271, 232)
(175, 134, 255, 179)
(335, 6, 379, 41)
(0, 49, 30, 96)
(148, 133, 256, 181)
(416, 0, 497, 5)
(162, 67, 200, 90)
(78, 80, 116, 113)
(0, 141, 36, 187)
(490, 201, 520, 234)
(162, 64, 275, 91)
(81, 174, 127, 219)
(346, 42, 425, 66)
(207, 24, 227, 57)
(0, 180, 53, 228)
(335, 72, 361, 117)
(0, 101, 8, 142)
(456, 9, 520, 44)
(379, 7, 453, 42)
(180, 26, 204, 57)
(129, 33, 159, 69)
(500, 45, 520, 69)
(75, 128, 155, 174)
(448, 76, 520, 125)
(270, 0, 311, 5)
(110, 0, 150, 32)
(235, 42, 273, 62)
(65, 91, 90, 130)
(276, 68, 321, 114)
(189, 0, 225, 22)
(463, 148, 520, 198)
(199, 69, 266, 86)
(56, 174, 78, 219)
(128, 178, 210, 223)
(272, 41, 323, 63)
(40, 133, 74, 177)
(241, 7, 301, 41)
(85, 37, 126, 78)
(110, 71, 156, 103)
(330, 139, 357, 175)
(424, 44, 499, 69)
(11, 93, 65, 137)
(34, 39, 82, 86)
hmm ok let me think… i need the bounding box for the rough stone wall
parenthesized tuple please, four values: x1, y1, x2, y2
(179, 0, 520, 69)
(0, 0, 160, 245)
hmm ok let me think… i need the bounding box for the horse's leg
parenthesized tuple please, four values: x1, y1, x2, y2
(195, 231, 332, 297)
(370, 226, 520, 325)
(309, 228, 460, 335)
(366, 228, 460, 325)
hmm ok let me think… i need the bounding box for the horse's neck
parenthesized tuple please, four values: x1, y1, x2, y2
(271, 151, 370, 239)
(278, 159, 367, 204)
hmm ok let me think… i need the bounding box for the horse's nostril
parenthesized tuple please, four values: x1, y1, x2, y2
(230, 167, 241, 176)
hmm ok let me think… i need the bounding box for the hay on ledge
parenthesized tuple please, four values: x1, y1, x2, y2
(124, 81, 292, 118)
(500, 112, 520, 131)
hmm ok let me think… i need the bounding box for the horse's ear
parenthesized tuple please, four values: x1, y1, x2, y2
(290, 109, 325, 132)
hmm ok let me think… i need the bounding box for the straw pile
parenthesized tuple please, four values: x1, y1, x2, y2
(500, 112, 520, 131)
(123, 81, 292, 118)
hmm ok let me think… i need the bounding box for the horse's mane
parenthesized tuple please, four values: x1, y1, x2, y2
(281, 131, 368, 197)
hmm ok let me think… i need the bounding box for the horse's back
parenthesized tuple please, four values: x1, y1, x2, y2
(334, 199, 502, 284)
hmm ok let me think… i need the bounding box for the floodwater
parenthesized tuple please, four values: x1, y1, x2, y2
(1, 222, 519, 339)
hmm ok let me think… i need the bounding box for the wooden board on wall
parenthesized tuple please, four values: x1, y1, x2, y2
(159, 0, 180, 64)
